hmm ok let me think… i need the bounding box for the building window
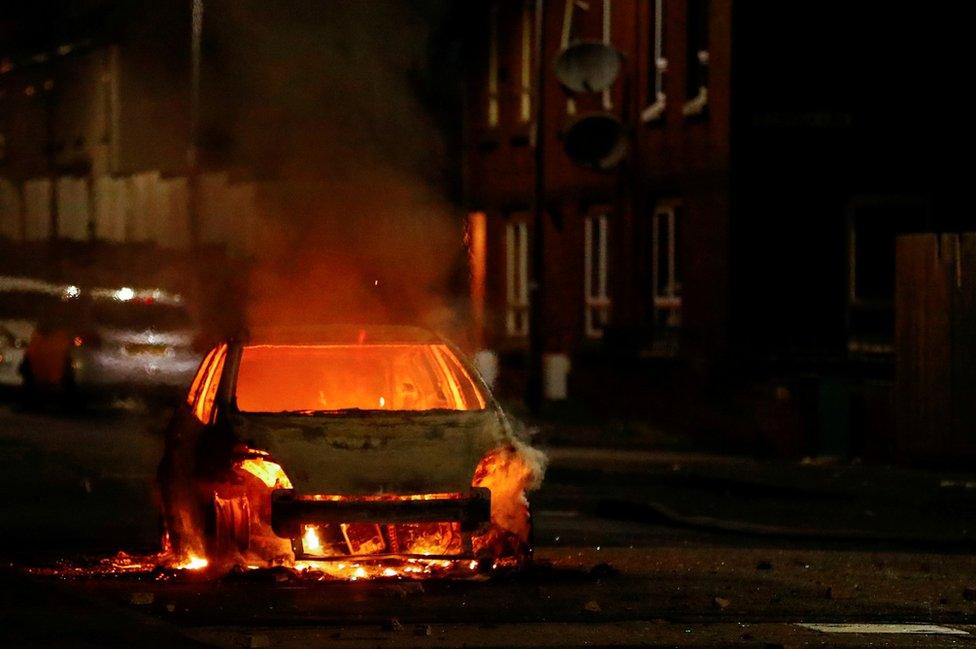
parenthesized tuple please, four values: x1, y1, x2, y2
(558, 0, 614, 115)
(682, 0, 709, 117)
(505, 220, 529, 337)
(601, 0, 613, 111)
(584, 213, 611, 338)
(847, 198, 927, 354)
(488, 2, 500, 128)
(519, 1, 533, 124)
(641, 0, 667, 123)
(652, 202, 682, 330)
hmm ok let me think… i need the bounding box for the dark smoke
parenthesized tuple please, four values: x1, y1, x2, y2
(200, 0, 468, 339)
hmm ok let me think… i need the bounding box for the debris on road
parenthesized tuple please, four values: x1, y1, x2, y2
(248, 634, 271, 648)
(589, 562, 618, 579)
(713, 597, 731, 610)
(129, 591, 154, 606)
(826, 584, 857, 600)
(582, 600, 602, 613)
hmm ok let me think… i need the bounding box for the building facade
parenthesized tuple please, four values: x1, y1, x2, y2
(462, 0, 968, 458)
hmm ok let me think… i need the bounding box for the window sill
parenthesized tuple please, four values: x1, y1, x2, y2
(682, 86, 708, 118)
(847, 339, 894, 356)
(641, 94, 666, 124)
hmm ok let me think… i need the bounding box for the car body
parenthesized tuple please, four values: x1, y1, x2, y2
(22, 286, 203, 395)
(157, 325, 543, 574)
(0, 276, 74, 386)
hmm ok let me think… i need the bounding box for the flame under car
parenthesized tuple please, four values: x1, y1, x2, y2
(158, 326, 541, 577)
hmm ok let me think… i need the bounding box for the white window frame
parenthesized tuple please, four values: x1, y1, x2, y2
(652, 202, 682, 328)
(584, 213, 611, 339)
(505, 221, 530, 337)
(682, 0, 709, 117)
(488, 3, 500, 128)
(601, 0, 613, 111)
(641, 0, 668, 123)
(519, 1, 533, 124)
(846, 196, 927, 355)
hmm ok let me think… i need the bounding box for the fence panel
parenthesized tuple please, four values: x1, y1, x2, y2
(23, 179, 52, 241)
(0, 179, 22, 240)
(93, 176, 127, 242)
(56, 177, 91, 241)
(895, 233, 976, 463)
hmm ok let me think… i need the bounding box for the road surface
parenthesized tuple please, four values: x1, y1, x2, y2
(2, 402, 975, 647)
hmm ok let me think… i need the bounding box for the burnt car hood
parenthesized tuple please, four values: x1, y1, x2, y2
(229, 408, 509, 495)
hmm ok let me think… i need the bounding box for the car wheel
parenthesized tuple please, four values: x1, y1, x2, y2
(60, 360, 80, 411)
(212, 493, 251, 558)
(18, 360, 38, 409)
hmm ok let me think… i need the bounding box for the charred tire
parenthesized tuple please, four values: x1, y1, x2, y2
(19, 361, 38, 409)
(211, 493, 251, 557)
(59, 359, 80, 411)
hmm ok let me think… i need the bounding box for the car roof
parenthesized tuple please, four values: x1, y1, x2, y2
(243, 324, 444, 346)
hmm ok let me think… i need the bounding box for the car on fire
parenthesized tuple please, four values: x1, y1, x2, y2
(158, 325, 544, 576)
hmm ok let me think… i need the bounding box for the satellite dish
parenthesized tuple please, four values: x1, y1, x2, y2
(553, 41, 623, 94)
(563, 112, 628, 171)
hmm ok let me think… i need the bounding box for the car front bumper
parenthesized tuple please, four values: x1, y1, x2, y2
(270, 487, 492, 539)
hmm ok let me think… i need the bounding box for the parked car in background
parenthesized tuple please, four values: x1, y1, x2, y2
(0, 276, 77, 387)
(22, 285, 203, 397)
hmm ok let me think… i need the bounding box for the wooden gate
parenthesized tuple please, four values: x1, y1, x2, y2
(895, 233, 976, 464)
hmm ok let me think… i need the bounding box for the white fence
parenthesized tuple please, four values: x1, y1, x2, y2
(0, 172, 257, 255)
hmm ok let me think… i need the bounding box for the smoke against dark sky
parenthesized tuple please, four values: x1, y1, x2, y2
(198, 0, 469, 336)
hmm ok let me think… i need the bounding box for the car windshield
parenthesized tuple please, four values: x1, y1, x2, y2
(92, 300, 192, 331)
(235, 343, 486, 413)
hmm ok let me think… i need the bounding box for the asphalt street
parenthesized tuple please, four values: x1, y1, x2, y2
(2, 401, 976, 647)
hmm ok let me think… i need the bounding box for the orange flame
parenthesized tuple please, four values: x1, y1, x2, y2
(62, 444, 540, 581)
(239, 457, 293, 489)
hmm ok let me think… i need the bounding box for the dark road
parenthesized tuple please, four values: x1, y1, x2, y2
(3, 403, 976, 647)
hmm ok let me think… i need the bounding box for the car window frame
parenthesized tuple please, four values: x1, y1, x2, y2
(188, 344, 227, 423)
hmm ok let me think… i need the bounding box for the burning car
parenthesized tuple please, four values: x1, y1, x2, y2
(158, 325, 544, 578)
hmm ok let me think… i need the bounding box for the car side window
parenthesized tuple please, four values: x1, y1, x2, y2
(191, 344, 227, 423)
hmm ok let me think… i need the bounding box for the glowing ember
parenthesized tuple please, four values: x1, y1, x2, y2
(291, 557, 482, 581)
(302, 525, 322, 553)
(179, 555, 209, 571)
(239, 457, 293, 489)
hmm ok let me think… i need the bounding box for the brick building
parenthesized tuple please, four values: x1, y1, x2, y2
(461, 1, 969, 457)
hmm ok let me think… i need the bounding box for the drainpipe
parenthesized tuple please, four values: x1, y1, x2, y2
(526, 0, 547, 413)
(187, 0, 203, 246)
